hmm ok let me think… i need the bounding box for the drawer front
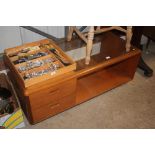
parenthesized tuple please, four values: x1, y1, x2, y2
(60, 79, 76, 98)
(30, 88, 60, 109)
(32, 93, 76, 123)
(29, 78, 76, 109)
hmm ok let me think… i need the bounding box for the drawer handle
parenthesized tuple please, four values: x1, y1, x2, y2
(49, 103, 60, 109)
(48, 89, 59, 95)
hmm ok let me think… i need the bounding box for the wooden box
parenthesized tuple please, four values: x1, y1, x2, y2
(4, 39, 76, 88)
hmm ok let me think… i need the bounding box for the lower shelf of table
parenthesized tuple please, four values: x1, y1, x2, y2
(75, 54, 139, 104)
(76, 68, 131, 104)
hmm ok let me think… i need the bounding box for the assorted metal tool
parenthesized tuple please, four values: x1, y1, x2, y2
(8, 43, 72, 81)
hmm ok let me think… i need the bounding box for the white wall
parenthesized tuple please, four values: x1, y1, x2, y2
(0, 26, 22, 52)
(0, 26, 148, 53)
(0, 26, 65, 53)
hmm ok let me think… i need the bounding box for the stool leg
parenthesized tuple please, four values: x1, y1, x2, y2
(86, 26, 94, 65)
(126, 26, 132, 52)
(67, 26, 74, 41)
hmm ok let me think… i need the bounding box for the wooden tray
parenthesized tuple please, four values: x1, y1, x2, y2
(4, 39, 76, 88)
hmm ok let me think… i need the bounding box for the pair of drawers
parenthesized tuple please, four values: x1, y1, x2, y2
(32, 93, 76, 123)
(28, 79, 77, 123)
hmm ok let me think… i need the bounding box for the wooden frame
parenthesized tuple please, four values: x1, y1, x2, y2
(4, 39, 76, 88)
(67, 26, 133, 65)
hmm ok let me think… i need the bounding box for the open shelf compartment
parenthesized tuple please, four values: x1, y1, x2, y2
(76, 52, 140, 104)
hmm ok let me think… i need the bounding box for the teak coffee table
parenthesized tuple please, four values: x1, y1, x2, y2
(4, 32, 141, 124)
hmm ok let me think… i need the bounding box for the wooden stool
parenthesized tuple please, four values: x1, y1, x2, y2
(67, 26, 132, 65)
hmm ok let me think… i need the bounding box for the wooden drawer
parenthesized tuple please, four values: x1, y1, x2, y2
(32, 93, 76, 123)
(29, 79, 76, 109)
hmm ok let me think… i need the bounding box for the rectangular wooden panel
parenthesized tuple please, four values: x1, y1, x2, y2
(32, 93, 76, 123)
(29, 79, 77, 110)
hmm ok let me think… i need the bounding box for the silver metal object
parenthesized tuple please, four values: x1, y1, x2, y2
(24, 63, 60, 80)
(18, 58, 56, 72)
